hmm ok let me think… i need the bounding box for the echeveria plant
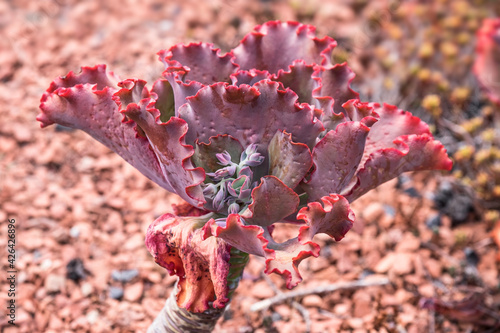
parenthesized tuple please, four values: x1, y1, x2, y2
(38, 21, 452, 332)
(475, 18, 500, 104)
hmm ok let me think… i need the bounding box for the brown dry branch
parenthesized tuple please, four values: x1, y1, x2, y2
(250, 277, 390, 312)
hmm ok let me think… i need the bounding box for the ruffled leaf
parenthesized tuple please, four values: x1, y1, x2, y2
(162, 71, 204, 117)
(233, 21, 336, 74)
(207, 214, 270, 257)
(267, 194, 353, 287)
(274, 60, 319, 104)
(207, 214, 317, 288)
(345, 133, 453, 201)
(359, 103, 432, 168)
(230, 69, 272, 86)
(268, 130, 313, 189)
(297, 194, 354, 242)
(474, 18, 500, 105)
(37, 65, 174, 192)
(241, 175, 300, 227)
(158, 43, 238, 85)
(209, 193, 353, 288)
(43, 64, 120, 92)
(313, 63, 360, 130)
(179, 81, 324, 151)
(151, 79, 176, 122)
(303, 121, 372, 201)
(366, 103, 430, 148)
(117, 80, 205, 207)
(146, 213, 231, 312)
(265, 238, 319, 288)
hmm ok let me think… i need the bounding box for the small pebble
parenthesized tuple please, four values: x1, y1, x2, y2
(111, 269, 139, 282)
(70, 226, 81, 238)
(109, 286, 124, 300)
(426, 214, 442, 230)
(45, 274, 66, 293)
(66, 258, 87, 282)
(464, 247, 480, 266)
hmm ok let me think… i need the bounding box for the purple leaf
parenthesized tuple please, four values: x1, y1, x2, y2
(162, 71, 204, 117)
(313, 63, 360, 129)
(266, 194, 354, 287)
(241, 175, 300, 227)
(179, 81, 324, 151)
(345, 133, 453, 201)
(207, 214, 270, 257)
(207, 214, 318, 288)
(158, 43, 237, 85)
(297, 194, 354, 242)
(303, 120, 372, 201)
(233, 21, 336, 74)
(358, 103, 434, 168)
(119, 83, 205, 207)
(265, 237, 320, 288)
(268, 130, 313, 189)
(274, 60, 319, 104)
(230, 69, 272, 86)
(37, 65, 174, 192)
(151, 79, 176, 122)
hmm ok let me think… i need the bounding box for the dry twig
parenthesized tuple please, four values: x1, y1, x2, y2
(251, 277, 390, 312)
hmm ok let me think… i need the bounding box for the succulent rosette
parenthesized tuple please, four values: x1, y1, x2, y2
(474, 18, 500, 104)
(38, 21, 452, 312)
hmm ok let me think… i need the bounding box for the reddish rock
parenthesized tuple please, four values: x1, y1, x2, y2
(124, 282, 144, 302)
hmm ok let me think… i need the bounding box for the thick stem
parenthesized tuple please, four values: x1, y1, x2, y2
(148, 248, 249, 333)
(148, 283, 224, 333)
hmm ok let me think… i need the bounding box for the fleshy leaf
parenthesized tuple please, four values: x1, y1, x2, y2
(179, 81, 324, 151)
(118, 82, 205, 207)
(114, 78, 148, 107)
(158, 43, 238, 85)
(151, 79, 176, 122)
(474, 18, 500, 105)
(207, 214, 270, 257)
(297, 194, 354, 242)
(268, 130, 313, 189)
(345, 133, 453, 201)
(241, 175, 300, 227)
(366, 103, 430, 147)
(207, 214, 318, 288)
(37, 65, 174, 192)
(208, 193, 353, 289)
(274, 60, 319, 104)
(266, 194, 354, 287)
(230, 70, 272, 86)
(303, 121, 372, 202)
(359, 103, 432, 168)
(313, 63, 360, 129)
(265, 237, 319, 288)
(43, 64, 120, 92)
(162, 71, 204, 117)
(233, 21, 336, 74)
(192, 135, 244, 174)
(146, 213, 231, 312)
